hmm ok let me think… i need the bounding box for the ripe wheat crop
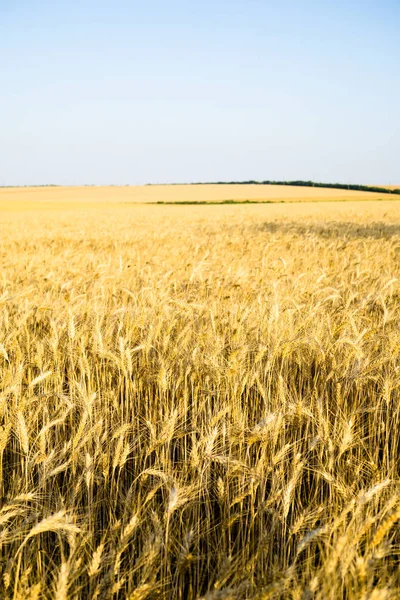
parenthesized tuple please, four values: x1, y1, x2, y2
(0, 183, 392, 212)
(1, 197, 400, 599)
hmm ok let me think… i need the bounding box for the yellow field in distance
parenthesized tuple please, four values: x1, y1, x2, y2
(0, 183, 398, 212)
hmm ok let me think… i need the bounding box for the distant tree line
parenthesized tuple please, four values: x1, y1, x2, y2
(2, 182, 399, 195)
(0, 184, 59, 188)
(194, 180, 400, 194)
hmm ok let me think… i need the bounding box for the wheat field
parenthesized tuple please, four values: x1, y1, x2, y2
(0, 183, 394, 212)
(1, 195, 400, 599)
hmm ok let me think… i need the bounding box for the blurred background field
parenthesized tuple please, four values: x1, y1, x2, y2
(0, 183, 397, 212)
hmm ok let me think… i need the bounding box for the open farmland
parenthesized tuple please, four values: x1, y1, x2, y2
(0, 183, 396, 212)
(1, 196, 400, 599)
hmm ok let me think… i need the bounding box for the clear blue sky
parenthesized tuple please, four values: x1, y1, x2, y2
(1, 1, 399, 186)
